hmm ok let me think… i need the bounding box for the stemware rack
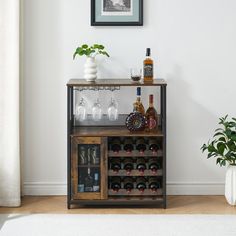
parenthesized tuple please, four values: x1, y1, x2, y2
(67, 79, 167, 208)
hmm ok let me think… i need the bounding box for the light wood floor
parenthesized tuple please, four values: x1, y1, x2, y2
(0, 196, 236, 214)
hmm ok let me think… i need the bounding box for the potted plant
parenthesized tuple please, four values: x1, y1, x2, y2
(201, 115, 236, 205)
(73, 44, 110, 82)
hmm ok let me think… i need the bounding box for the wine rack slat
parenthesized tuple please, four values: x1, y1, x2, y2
(108, 169, 163, 176)
(108, 189, 163, 196)
(108, 150, 163, 157)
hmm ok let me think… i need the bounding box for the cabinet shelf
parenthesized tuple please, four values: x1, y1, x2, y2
(78, 165, 100, 168)
(108, 188, 163, 196)
(108, 169, 163, 177)
(71, 126, 164, 137)
(108, 150, 163, 157)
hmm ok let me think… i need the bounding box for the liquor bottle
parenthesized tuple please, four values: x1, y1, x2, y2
(148, 138, 159, 152)
(126, 104, 146, 132)
(136, 137, 147, 152)
(136, 157, 147, 173)
(110, 158, 121, 172)
(143, 48, 154, 83)
(123, 157, 134, 173)
(123, 177, 134, 192)
(148, 177, 160, 192)
(84, 168, 93, 192)
(93, 173, 100, 192)
(136, 177, 147, 192)
(133, 87, 145, 115)
(110, 138, 122, 153)
(145, 95, 158, 131)
(110, 177, 121, 192)
(148, 157, 160, 172)
(123, 138, 134, 153)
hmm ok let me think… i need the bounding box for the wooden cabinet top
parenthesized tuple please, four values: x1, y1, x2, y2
(67, 79, 167, 87)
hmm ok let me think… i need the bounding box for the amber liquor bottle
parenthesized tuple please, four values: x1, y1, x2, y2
(145, 94, 158, 131)
(143, 48, 154, 83)
(133, 87, 145, 115)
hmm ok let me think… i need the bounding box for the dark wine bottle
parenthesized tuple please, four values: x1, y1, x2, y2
(136, 157, 146, 173)
(123, 177, 134, 192)
(136, 177, 146, 192)
(110, 158, 121, 172)
(110, 138, 121, 153)
(148, 138, 159, 152)
(148, 177, 160, 192)
(110, 177, 121, 192)
(148, 157, 159, 172)
(123, 157, 134, 173)
(123, 138, 134, 153)
(136, 138, 147, 153)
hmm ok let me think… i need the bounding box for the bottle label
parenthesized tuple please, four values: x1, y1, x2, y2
(144, 64, 153, 77)
(148, 117, 157, 130)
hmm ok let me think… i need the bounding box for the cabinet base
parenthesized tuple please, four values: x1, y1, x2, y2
(68, 198, 166, 209)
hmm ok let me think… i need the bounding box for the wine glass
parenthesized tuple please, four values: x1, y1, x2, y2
(107, 97, 118, 121)
(75, 98, 87, 121)
(92, 98, 102, 121)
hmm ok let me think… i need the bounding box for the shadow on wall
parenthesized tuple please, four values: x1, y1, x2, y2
(166, 65, 220, 180)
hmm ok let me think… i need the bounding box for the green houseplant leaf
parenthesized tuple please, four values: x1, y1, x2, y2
(201, 115, 236, 166)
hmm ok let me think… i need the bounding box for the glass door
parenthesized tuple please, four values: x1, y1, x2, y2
(71, 137, 107, 200)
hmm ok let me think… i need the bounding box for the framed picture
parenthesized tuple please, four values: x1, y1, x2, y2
(91, 0, 143, 26)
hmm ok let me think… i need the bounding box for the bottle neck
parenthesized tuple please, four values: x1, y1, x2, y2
(149, 101, 154, 108)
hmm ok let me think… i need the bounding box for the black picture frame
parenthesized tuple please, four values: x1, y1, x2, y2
(91, 0, 143, 26)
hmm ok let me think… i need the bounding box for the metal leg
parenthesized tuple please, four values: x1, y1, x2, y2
(67, 86, 73, 209)
(161, 85, 167, 209)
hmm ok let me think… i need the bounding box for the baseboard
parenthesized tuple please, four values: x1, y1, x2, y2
(23, 182, 225, 196)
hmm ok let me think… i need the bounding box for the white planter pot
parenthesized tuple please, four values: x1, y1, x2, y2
(84, 57, 97, 82)
(225, 165, 236, 205)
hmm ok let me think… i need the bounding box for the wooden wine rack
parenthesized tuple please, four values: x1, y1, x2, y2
(67, 79, 167, 208)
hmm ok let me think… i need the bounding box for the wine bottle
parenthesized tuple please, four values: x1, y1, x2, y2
(136, 157, 147, 173)
(93, 173, 100, 192)
(110, 158, 121, 172)
(148, 138, 159, 152)
(110, 138, 121, 153)
(123, 177, 134, 192)
(145, 95, 158, 131)
(133, 87, 145, 115)
(143, 48, 154, 83)
(123, 138, 134, 153)
(123, 157, 134, 173)
(84, 168, 93, 192)
(148, 157, 160, 172)
(136, 137, 147, 152)
(136, 176, 146, 192)
(148, 177, 160, 192)
(110, 177, 121, 192)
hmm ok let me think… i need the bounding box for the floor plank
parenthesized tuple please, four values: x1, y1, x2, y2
(0, 196, 236, 214)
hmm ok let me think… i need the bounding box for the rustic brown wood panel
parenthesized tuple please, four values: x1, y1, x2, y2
(71, 127, 164, 137)
(67, 79, 167, 87)
(108, 169, 163, 177)
(100, 137, 108, 200)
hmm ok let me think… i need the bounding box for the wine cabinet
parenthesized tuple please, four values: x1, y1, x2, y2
(67, 79, 167, 208)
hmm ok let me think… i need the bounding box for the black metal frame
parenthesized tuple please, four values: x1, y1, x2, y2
(67, 82, 167, 209)
(91, 0, 143, 26)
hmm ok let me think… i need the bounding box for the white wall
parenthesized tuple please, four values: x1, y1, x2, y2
(23, 0, 236, 195)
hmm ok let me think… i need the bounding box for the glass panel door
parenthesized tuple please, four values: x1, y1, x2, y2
(72, 137, 107, 200)
(78, 144, 101, 193)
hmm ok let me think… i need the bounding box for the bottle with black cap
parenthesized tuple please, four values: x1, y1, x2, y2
(143, 48, 154, 83)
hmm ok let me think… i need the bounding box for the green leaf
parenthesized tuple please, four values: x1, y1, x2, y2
(82, 44, 88, 49)
(213, 132, 224, 138)
(217, 142, 225, 155)
(232, 135, 236, 142)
